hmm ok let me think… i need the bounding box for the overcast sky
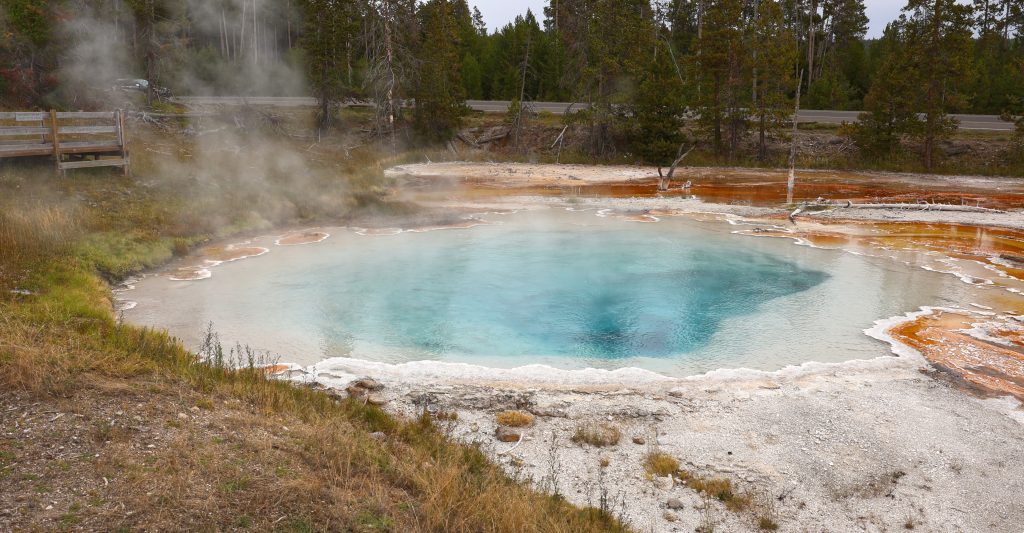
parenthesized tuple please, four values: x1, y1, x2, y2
(471, 1, 925, 39)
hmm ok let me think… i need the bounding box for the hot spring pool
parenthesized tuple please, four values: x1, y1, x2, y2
(122, 209, 974, 376)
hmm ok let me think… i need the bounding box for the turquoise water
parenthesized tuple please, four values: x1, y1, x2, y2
(311, 224, 826, 359)
(123, 209, 971, 374)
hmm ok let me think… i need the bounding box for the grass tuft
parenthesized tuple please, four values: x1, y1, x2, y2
(644, 452, 680, 477)
(686, 475, 751, 512)
(495, 410, 535, 428)
(572, 423, 622, 447)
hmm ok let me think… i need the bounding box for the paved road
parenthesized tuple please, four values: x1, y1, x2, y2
(172, 96, 1017, 132)
(797, 109, 1015, 132)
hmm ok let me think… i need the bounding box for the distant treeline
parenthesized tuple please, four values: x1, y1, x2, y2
(2, 0, 1022, 167)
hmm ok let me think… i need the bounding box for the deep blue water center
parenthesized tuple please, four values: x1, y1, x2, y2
(305, 219, 829, 359)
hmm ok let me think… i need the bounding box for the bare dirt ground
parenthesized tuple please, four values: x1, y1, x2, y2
(0, 377, 346, 532)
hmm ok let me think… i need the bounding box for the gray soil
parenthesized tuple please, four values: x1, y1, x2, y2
(323, 357, 1024, 533)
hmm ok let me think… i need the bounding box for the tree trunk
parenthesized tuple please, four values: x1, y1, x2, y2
(252, 0, 259, 65)
(759, 114, 767, 160)
(659, 144, 695, 190)
(143, 0, 155, 107)
(788, 70, 804, 204)
(239, 1, 247, 62)
(806, 0, 817, 88)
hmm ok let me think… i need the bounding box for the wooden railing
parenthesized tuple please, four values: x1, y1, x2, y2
(0, 110, 130, 176)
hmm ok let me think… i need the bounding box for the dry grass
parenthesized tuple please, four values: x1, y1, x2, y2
(496, 410, 535, 428)
(753, 491, 780, 530)
(638, 450, 759, 520)
(1, 305, 631, 532)
(0, 205, 77, 290)
(643, 452, 680, 477)
(572, 423, 622, 447)
(685, 475, 751, 512)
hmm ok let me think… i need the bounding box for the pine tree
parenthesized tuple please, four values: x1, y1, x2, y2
(751, 0, 797, 161)
(1006, 98, 1024, 160)
(582, 0, 654, 155)
(543, 0, 590, 100)
(412, 0, 466, 142)
(0, 0, 58, 107)
(692, 0, 748, 159)
(629, 39, 687, 169)
(852, 22, 919, 157)
(903, 0, 976, 169)
(487, 11, 543, 100)
(300, 0, 362, 129)
(969, 0, 1024, 114)
(807, 0, 868, 107)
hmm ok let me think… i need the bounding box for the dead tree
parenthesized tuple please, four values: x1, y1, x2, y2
(806, 0, 818, 87)
(787, 70, 804, 205)
(366, 0, 405, 151)
(510, 32, 533, 150)
(658, 143, 695, 191)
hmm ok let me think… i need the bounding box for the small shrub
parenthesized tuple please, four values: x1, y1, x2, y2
(495, 410, 534, 428)
(571, 423, 621, 447)
(644, 452, 680, 477)
(697, 493, 717, 533)
(753, 491, 780, 530)
(599, 456, 610, 468)
(90, 420, 126, 444)
(688, 476, 750, 511)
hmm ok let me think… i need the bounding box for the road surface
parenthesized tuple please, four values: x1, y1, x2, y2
(171, 97, 1017, 132)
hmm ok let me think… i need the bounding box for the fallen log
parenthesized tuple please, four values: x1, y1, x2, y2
(456, 132, 480, 148)
(838, 202, 1002, 213)
(476, 128, 510, 144)
(790, 200, 1004, 222)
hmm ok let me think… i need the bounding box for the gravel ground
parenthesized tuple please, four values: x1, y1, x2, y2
(306, 352, 1024, 533)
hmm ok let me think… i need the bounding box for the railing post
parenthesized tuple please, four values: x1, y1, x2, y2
(118, 109, 130, 176)
(49, 110, 62, 177)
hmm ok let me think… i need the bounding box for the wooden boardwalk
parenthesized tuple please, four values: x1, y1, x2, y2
(0, 110, 130, 176)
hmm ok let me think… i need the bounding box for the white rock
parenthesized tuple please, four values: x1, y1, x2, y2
(653, 476, 674, 491)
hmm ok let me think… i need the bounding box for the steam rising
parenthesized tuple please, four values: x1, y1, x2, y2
(59, 0, 307, 99)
